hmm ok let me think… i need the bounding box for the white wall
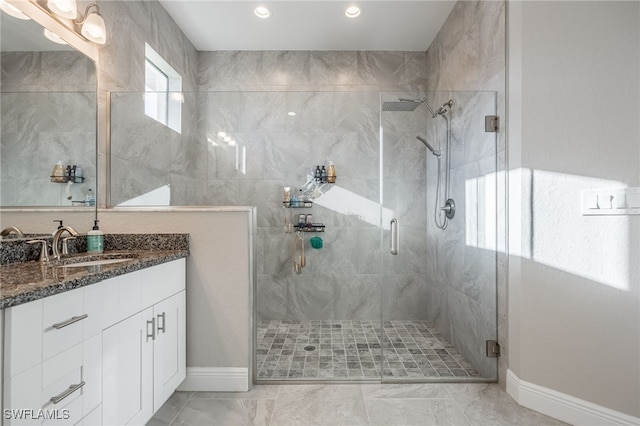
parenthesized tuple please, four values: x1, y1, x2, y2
(508, 0, 640, 421)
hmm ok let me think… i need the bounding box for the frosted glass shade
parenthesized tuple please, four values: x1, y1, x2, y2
(81, 11, 106, 44)
(47, 0, 77, 19)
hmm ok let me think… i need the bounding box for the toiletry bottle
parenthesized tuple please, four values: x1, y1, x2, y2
(284, 187, 291, 207)
(320, 165, 327, 183)
(85, 189, 96, 206)
(327, 161, 336, 183)
(74, 165, 83, 183)
(314, 166, 322, 182)
(51, 161, 65, 183)
(87, 220, 104, 253)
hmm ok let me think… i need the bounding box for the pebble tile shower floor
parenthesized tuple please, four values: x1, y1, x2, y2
(257, 320, 479, 380)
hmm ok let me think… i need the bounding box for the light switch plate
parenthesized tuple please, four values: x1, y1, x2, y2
(582, 187, 640, 216)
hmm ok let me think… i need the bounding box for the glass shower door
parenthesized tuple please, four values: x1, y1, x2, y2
(380, 90, 499, 382)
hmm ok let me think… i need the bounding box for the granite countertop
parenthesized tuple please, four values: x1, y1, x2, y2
(0, 249, 188, 309)
(0, 234, 189, 309)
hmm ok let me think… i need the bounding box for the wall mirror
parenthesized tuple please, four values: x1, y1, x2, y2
(0, 4, 97, 212)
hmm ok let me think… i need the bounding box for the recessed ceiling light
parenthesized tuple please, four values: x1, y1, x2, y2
(217, 131, 227, 138)
(345, 6, 361, 19)
(287, 111, 296, 117)
(254, 6, 271, 19)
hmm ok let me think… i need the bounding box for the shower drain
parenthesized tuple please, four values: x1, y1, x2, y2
(303, 345, 316, 352)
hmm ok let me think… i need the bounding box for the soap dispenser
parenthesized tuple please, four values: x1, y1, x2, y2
(87, 220, 104, 253)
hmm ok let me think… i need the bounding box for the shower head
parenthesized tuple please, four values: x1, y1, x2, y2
(416, 135, 441, 157)
(382, 97, 437, 117)
(382, 100, 420, 112)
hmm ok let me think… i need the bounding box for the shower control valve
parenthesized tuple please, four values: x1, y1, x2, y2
(440, 199, 456, 220)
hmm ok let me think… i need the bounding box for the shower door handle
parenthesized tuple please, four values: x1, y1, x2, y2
(390, 218, 399, 255)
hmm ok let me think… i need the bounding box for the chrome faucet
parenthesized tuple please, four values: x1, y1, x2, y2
(52, 226, 79, 260)
(1, 226, 24, 238)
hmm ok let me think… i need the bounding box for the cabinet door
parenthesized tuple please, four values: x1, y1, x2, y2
(153, 291, 186, 411)
(102, 308, 153, 426)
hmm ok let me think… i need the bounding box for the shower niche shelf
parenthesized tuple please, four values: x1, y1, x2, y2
(293, 224, 325, 232)
(50, 176, 85, 183)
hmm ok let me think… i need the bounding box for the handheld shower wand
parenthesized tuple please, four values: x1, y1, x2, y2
(416, 136, 441, 157)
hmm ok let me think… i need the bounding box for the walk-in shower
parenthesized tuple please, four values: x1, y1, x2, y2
(193, 89, 502, 384)
(107, 87, 498, 385)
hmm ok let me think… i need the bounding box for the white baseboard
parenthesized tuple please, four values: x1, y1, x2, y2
(506, 369, 640, 426)
(177, 367, 249, 392)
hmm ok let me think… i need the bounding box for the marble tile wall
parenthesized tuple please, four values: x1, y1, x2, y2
(196, 52, 434, 326)
(0, 52, 96, 206)
(95, 0, 200, 207)
(424, 1, 506, 380)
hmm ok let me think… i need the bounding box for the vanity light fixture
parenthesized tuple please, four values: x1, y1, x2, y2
(0, 0, 30, 20)
(254, 6, 271, 19)
(345, 5, 361, 19)
(46, 0, 77, 19)
(76, 3, 106, 44)
(46, 0, 107, 44)
(43, 28, 68, 45)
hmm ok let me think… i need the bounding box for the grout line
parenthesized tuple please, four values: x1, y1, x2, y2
(167, 391, 194, 426)
(361, 384, 373, 426)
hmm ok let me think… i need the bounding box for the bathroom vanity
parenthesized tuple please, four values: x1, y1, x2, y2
(0, 235, 189, 425)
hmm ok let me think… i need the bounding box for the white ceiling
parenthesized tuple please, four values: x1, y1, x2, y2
(159, 0, 456, 52)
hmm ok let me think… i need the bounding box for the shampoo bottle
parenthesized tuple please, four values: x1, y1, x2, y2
(327, 161, 336, 183)
(87, 220, 104, 253)
(51, 161, 65, 183)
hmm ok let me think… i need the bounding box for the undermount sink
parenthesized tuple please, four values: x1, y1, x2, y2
(56, 252, 140, 268)
(58, 258, 135, 268)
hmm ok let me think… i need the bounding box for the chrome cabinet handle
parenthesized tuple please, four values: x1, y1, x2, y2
(53, 314, 88, 329)
(146, 317, 156, 341)
(157, 312, 166, 334)
(50, 381, 85, 404)
(390, 218, 399, 255)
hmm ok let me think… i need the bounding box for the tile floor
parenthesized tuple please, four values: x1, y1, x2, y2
(147, 383, 568, 426)
(257, 320, 479, 380)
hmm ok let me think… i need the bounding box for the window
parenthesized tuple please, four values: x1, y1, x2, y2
(144, 43, 182, 133)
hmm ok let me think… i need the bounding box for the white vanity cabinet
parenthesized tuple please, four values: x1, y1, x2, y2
(101, 259, 186, 426)
(3, 258, 186, 426)
(3, 280, 106, 426)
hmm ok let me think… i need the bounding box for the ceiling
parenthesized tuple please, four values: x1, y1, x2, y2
(158, 0, 457, 52)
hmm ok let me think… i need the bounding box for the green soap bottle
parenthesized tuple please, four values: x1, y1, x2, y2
(87, 220, 104, 253)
